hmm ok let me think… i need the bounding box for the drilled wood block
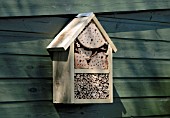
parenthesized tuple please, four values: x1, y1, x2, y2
(74, 28, 109, 69)
(78, 21, 107, 49)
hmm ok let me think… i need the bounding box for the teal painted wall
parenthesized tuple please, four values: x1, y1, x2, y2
(0, 2, 170, 117)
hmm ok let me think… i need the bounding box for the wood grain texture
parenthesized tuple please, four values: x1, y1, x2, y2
(47, 13, 94, 51)
(0, 101, 59, 118)
(98, 16, 170, 33)
(109, 28, 170, 42)
(1, 36, 170, 59)
(113, 59, 170, 77)
(0, 78, 169, 117)
(0, 98, 169, 118)
(0, 78, 169, 102)
(99, 10, 170, 23)
(0, 79, 52, 102)
(0, 10, 170, 118)
(53, 50, 72, 103)
(0, 38, 51, 55)
(0, 55, 52, 78)
(0, 17, 69, 34)
(112, 38, 170, 59)
(0, 0, 170, 17)
(56, 98, 170, 118)
(1, 55, 169, 78)
(114, 79, 170, 97)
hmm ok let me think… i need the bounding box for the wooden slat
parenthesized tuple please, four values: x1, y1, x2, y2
(109, 46, 113, 102)
(0, 38, 51, 55)
(0, 17, 69, 34)
(0, 55, 52, 78)
(98, 17, 170, 33)
(70, 43, 75, 103)
(0, 10, 169, 34)
(112, 39, 170, 59)
(0, 101, 59, 118)
(0, 10, 169, 36)
(1, 0, 170, 17)
(1, 32, 170, 59)
(99, 10, 170, 23)
(113, 59, 170, 77)
(114, 79, 170, 97)
(109, 28, 170, 42)
(122, 98, 170, 117)
(0, 55, 169, 78)
(0, 31, 51, 40)
(0, 11, 169, 36)
(0, 78, 169, 102)
(0, 98, 169, 118)
(52, 50, 72, 103)
(74, 69, 109, 73)
(56, 98, 170, 118)
(74, 99, 112, 104)
(1, 35, 170, 59)
(0, 79, 52, 102)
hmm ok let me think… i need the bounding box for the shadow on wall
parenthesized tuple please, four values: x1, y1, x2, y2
(55, 85, 126, 118)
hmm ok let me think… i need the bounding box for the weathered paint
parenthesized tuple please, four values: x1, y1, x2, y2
(0, 8, 170, 118)
(0, 0, 170, 17)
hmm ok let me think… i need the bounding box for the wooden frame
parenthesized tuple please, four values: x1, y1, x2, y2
(47, 12, 117, 104)
(73, 45, 113, 103)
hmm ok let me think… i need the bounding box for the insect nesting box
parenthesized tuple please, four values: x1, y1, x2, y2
(47, 13, 117, 103)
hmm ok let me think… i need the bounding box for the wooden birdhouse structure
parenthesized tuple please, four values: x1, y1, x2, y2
(47, 12, 117, 104)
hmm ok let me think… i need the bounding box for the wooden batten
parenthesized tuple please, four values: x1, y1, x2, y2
(52, 49, 72, 103)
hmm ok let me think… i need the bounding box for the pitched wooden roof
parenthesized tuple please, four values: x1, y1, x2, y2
(47, 12, 117, 52)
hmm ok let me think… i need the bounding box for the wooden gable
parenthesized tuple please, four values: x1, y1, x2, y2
(47, 12, 117, 52)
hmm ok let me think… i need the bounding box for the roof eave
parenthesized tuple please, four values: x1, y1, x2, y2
(47, 12, 95, 51)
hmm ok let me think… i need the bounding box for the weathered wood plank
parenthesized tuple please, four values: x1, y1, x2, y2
(109, 28, 170, 42)
(114, 79, 170, 97)
(112, 38, 170, 59)
(1, 35, 170, 59)
(0, 55, 169, 78)
(0, 78, 169, 102)
(1, 0, 170, 17)
(0, 38, 51, 55)
(0, 55, 52, 78)
(113, 59, 170, 77)
(122, 98, 170, 117)
(0, 79, 52, 102)
(56, 98, 170, 118)
(0, 98, 170, 118)
(98, 17, 170, 33)
(0, 98, 169, 118)
(99, 10, 170, 23)
(0, 16, 69, 34)
(0, 31, 51, 40)
(0, 101, 59, 118)
(0, 10, 169, 35)
(52, 50, 72, 103)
